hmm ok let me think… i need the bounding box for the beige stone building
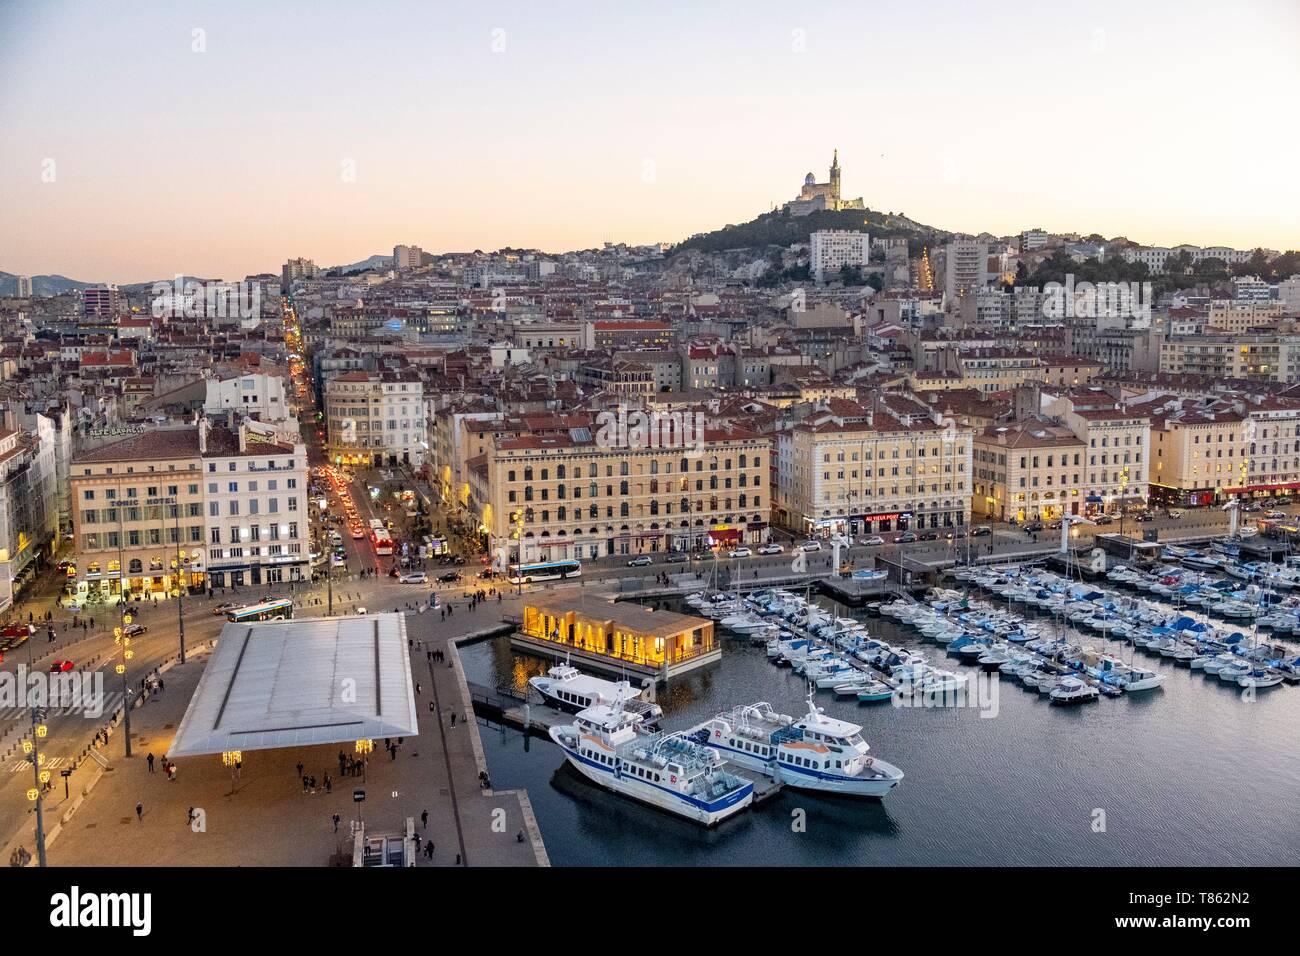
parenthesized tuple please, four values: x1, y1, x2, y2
(484, 426, 771, 562)
(972, 421, 1086, 521)
(775, 401, 973, 535)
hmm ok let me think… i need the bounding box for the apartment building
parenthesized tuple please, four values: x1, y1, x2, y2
(1044, 390, 1151, 510)
(776, 403, 973, 536)
(484, 427, 771, 562)
(200, 421, 309, 588)
(1159, 333, 1300, 383)
(810, 229, 870, 283)
(972, 420, 1086, 522)
(1128, 397, 1246, 508)
(1205, 299, 1284, 333)
(943, 240, 991, 302)
(70, 428, 207, 601)
(324, 370, 427, 467)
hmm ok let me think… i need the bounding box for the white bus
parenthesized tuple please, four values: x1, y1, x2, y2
(506, 559, 582, 585)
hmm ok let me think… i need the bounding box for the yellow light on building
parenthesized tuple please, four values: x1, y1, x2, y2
(21, 740, 32, 754)
(221, 751, 242, 767)
(355, 739, 374, 755)
(115, 664, 125, 675)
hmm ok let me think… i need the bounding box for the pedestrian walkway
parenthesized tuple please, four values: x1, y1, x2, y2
(30, 605, 544, 867)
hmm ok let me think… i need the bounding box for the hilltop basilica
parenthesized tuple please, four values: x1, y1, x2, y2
(783, 150, 866, 216)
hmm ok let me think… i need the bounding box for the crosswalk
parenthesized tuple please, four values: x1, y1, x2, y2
(6, 755, 73, 774)
(0, 692, 125, 724)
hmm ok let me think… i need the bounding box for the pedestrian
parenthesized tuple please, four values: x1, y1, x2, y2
(421, 809, 428, 829)
(416, 682, 421, 695)
(136, 802, 143, 822)
(428, 700, 435, 713)
(297, 760, 304, 779)
(324, 774, 332, 794)
(187, 806, 196, 826)
(147, 752, 155, 773)
(302, 774, 310, 793)
(332, 812, 341, 833)
(450, 710, 456, 728)
(455, 852, 461, 865)
(424, 840, 434, 860)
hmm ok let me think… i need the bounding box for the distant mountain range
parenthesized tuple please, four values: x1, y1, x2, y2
(0, 272, 96, 296)
(328, 254, 393, 275)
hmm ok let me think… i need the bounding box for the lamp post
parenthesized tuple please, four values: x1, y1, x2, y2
(24, 633, 48, 867)
(163, 496, 187, 664)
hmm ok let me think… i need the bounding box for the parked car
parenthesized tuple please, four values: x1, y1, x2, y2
(1135, 512, 1155, 522)
(798, 540, 822, 552)
(728, 547, 752, 559)
(399, 571, 428, 584)
(49, 660, 74, 673)
(1046, 520, 1062, 530)
(627, 555, 653, 567)
(1277, 496, 1293, 505)
(945, 528, 968, 539)
(123, 623, 146, 637)
(1166, 509, 1184, 519)
(1265, 510, 1286, 519)
(1093, 514, 1114, 525)
(918, 530, 941, 541)
(893, 532, 917, 544)
(1023, 521, 1044, 533)
(757, 544, 784, 555)
(664, 553, 688, 563)
(970, 525, 992, 537)
(436, 571, 462, 583)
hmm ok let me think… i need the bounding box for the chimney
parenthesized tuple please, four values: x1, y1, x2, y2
(198, 416, 209, 454)
(238, 422, 247, 454)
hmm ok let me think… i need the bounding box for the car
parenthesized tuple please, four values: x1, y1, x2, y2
(437, 570, 463, 583)
(1046, 520, 1062, 530)
(798, 540, 822, 552)
(1265, 510, 1286, 519)
(49, 660, 74, 673)
(862, 535, 887, 546)
(1241, 502, 1261, 512)
(1135, 512, 1155, 522)
(123, 623, 146, 637)
(970, 525, 992, 537)
(355, 607, 368, 615)
(893, 532, 917, 544)
(1023, 521, 1044, 533)
(212, 602, 240, 616)
(728, 547, 752, 559)
(945, 528, 968, 539)
(1277, 496, 1293, 505)
(1093, 514, 1114, 525)
(399, 572, 428, 584)
(627, 555, 653, 567)
(757, 544, 784, 555)
(1166, 509, 1184, 519)
(665, 553, 688, 563)
(351, 527, 366, 539)
(477, 567, 498, 578)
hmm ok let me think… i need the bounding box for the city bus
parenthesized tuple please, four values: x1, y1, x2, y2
(506, 559, 582, 585)
(226, 599, 294, 623)
(370, 519, 394, 556)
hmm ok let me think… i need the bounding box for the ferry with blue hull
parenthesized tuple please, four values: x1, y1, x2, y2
(550, 700, 754, 826)
(688, 695, 904, 798)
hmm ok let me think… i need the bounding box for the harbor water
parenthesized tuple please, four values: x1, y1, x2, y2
(462, 592, 1300, 866)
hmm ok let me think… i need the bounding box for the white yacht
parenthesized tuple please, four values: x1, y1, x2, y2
(550, 700, 754, 826)
(689, 695, 904, 798)
(1049, 676, 1099, 704)
(529, 662, 663, 724)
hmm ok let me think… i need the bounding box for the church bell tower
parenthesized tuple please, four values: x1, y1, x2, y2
(829, 149, 841, 208)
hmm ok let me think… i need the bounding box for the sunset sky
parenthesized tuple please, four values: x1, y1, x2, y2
(1, 0, 1296, 283)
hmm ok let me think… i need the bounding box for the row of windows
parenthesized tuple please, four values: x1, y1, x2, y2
(514, 498, 762, 522)
(508, 456, 762, 482)
(209, 523, 300, 544)
(82, 527, 204, 550)
(509, 476, 759, 503)
(83, 485, 199, 501)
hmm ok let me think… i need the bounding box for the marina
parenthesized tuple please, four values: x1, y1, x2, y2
(464, 547, 1300, 866)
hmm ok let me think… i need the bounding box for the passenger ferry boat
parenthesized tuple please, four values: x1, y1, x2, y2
(529, 660, 663, 725)
(688, 694, 904, 798)
(550, 699, 754, 826)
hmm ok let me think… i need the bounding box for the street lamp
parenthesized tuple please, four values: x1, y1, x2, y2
(23, 626, 49, 867)
(114, 612, 135, 758)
